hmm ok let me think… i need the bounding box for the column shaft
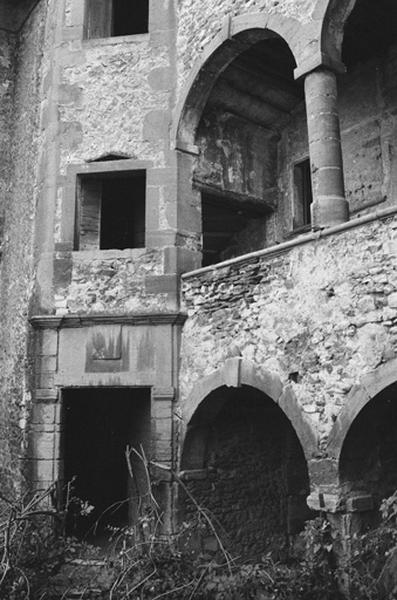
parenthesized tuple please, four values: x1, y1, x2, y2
(304, 68, 349, 228)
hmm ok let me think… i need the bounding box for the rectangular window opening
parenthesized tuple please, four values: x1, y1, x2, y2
(85, 0, 149, 39)
(62, 387, 151, 542)
(201, 193, 263, 267)
(293, 158, 313, 230)
(76, 170, 146, 251)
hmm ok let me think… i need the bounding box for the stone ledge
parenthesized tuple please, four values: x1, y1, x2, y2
(182, 204, 397, 279)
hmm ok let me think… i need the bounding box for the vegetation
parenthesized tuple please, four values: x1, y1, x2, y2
(0, 453, 396, 599)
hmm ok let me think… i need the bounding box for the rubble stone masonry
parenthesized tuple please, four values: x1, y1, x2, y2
(180, 214, 397, 447)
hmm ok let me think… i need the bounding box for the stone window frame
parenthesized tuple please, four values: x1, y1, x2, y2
(63, 0, 152, 46)
(59, 159, 153, 253)
(290, 155, 313, 234)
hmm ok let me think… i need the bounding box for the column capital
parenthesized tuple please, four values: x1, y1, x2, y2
(294, 53, 346, 81)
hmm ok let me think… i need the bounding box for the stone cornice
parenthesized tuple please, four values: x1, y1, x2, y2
(30, 312, 187, 329)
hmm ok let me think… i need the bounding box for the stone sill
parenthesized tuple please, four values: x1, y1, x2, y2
(70, 248, 149, 260)
(83, 33, 149, 48)
(182, 204, 397, 280)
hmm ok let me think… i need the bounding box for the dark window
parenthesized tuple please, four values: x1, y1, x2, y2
(293, 159, 312, 229)
(85, 0, 149, 39)
(112, 0, 148, 36)
(76, 170, 146, 251)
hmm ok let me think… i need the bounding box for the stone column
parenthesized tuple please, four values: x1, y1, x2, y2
(304, 68, 349, 228)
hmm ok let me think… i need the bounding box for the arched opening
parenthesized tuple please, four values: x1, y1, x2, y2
(177, 29, 307, 267)
(339, 382, 397, 510)
(336, 0, 397, 215)
(180, 385, 312, 559)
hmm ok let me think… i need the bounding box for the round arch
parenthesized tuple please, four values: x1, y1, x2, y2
(316, 0, 357, 65)
(327, 358, 397, 462)
(181, 358, 318, 463)
(173, 11, 304, 147)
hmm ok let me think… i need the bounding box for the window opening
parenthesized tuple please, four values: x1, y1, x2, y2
(62, 387, 151, 542)
(76, 170, 146, 251)
(112, 0, 148, 36)
(85, 0, 149, 39)
(201, 193, 265, 267)
(293, 159, 312, 229)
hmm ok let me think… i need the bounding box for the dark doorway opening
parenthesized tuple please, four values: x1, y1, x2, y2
(180, 386, 312, 559)
(62, 387, 151, 541)
(340, 382, 397, 506)
(201, 193, 264, 266)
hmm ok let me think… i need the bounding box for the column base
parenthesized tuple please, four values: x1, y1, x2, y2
(311, 197, 350, 229)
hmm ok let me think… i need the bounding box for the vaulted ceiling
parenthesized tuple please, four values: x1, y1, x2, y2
(205, 37, 304, 133)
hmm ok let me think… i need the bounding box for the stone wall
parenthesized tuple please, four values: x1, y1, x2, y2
(176, 0, 316, 89)
(31, 0, 181, 317)
(53, 248, 179, 315)
(0, 0, 48, 497)
(339, 45, 397, 215)
(195, 109, 277, 201)
(58, 40, 170, 172)
(180, 214, 397, 447)
(0, 29, 15, 244)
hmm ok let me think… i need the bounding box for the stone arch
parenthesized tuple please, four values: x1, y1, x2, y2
(327, 358, 397, 463)
(291, 0, 357, 79)
(181, 358, 318, 465)
(179, 358, 317, 557)
(173, 11, 303, 147)
(309, 0, 361, 69)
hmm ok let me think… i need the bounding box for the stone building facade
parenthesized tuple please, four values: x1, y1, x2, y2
(0, 0, 396, 557)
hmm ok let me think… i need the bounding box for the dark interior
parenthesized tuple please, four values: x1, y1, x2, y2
(100, 171, 146, 250)
(62, 387, 150, 541)
(293, 159, 312, 229)
(201, 193, 264, 266)
(342, 0, 397, 67)
(196, 35, 305, 266)
(181, 386, 312, 558)
(112, 0, 149, 36)
(340, 382, 397, 504)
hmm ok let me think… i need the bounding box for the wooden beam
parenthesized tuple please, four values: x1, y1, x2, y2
(222, 63, 302, 111)
(194, 178, 276, 214)
(207, 79, 289, 130)
(233, 55, 303, 99)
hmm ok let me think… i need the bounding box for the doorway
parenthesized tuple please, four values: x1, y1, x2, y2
(62, 387, 151, 541)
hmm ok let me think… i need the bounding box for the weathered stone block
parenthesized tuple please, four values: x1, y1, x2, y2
(346, 494, 374, 513)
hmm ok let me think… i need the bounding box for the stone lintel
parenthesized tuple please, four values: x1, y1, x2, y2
(34, 389, 59, 402)
(152, 387, 175, 401)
